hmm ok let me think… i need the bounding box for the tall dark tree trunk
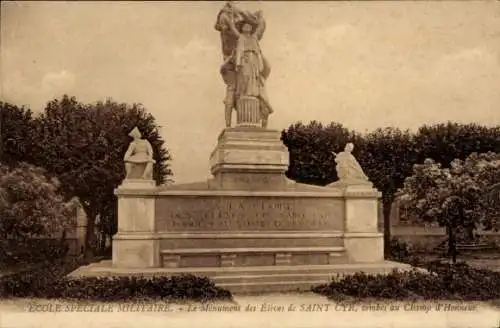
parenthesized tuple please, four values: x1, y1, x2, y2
(447, 224, 457, 264)
(59, 229, 68, 257)
(59, 229, 67, 243)
(107, 233, 113, 249)
(466, 225, 475, 242)
(81, 203, 97, 260)
(382, 195, 393, 258)
(85, 217, 96, 259)
(0, 108, 3, 163)
(99, 231, 106, 254)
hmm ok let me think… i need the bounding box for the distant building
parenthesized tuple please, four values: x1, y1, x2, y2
(388, 190, 500, 248)
(30, 199, 87, 257)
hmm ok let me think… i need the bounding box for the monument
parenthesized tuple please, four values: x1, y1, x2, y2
(70, 2, 411, 293)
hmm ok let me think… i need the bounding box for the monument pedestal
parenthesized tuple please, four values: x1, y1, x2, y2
(112, 178, 160, 268)
(70, 127, 413, 293)
(342, 184, 384, 263)
(209, 127, 289, 189)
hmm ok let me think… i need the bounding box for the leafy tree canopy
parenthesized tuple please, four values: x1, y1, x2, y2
(29, 95, 173, 256)
(281, 121, 360, 185)
(0, 162, 77, 241)
(0, 101, 36, 166)
(415, 122, 500, 167)
(399, 152, 500, 262)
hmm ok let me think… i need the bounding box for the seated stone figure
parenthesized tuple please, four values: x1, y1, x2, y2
(332, 143, 370, 184)
(123, 126, 155, 180)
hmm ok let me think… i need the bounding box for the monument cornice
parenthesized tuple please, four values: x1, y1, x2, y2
(115, 185, 381, 198)
(116, 189, 345, 197)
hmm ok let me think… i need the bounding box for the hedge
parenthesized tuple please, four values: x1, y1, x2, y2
(312, 261, 500, 301)
(0, 259, 232, 302)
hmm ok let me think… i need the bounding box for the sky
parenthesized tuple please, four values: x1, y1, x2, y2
(2, 1, 500, 183)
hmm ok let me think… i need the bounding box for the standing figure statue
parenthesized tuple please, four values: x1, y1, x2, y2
(124, 126, 156, 180)
(332, 143, 370, 183)
(215, 2, 273, 128)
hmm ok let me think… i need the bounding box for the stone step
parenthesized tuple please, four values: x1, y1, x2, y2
(68, 261, 415, 294)
(163, 264, 349, 278)
(218, 279, 329, 294)
(170, 262, 410, 276)
(214, 272, 334, 280)
(206, 263, 416, 294)
(182, 264, 416, 294)
(211, 272, 335, 289)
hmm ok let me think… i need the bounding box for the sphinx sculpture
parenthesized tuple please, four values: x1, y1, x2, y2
(215, 1, 273, 128)
(123, 126, 155, 180)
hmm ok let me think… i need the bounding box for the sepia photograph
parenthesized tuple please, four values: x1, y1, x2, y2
(1, 1, 500, 327)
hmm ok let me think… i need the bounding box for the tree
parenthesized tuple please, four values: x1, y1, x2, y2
(460, 152, 500, 232)
(30, 95, 173, 258)
(282, 123, 418, 257)
(415, 122, 500, 168)
(278, 120, 500, 260)
(281, 121, 360, 186)
(355, 128, 418, 257)
(0, 162, 77, 242)
(485, 183, 500, 218)
(96, 201, 117, 254)
(399, 153, 500, 263)
(0, 102, 36, 166)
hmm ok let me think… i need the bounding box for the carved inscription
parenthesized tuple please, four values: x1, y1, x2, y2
(155, 197, 343, 231)
(231, 175, 271, 185)
(220, 173, 284, 189)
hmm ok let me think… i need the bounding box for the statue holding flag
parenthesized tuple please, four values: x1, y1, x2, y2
(215, 2, 273, 128)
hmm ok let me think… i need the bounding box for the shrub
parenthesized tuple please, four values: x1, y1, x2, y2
(312, 262, 500, 301)
(388, 238, 412, 260)
(0, 163, 77, 241)
(39, 275, 232, 302)
(0, 239, 69, 268)
(0, 259, 232, 302)
(387, 237, 424, 266)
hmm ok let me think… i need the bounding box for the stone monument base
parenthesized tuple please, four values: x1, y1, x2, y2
(72, 127, 415, 294)
(68, 260, 415, 294)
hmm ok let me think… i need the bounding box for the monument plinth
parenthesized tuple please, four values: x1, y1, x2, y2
(69, 2, 412, 293)
(209, 127, 289, 189)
